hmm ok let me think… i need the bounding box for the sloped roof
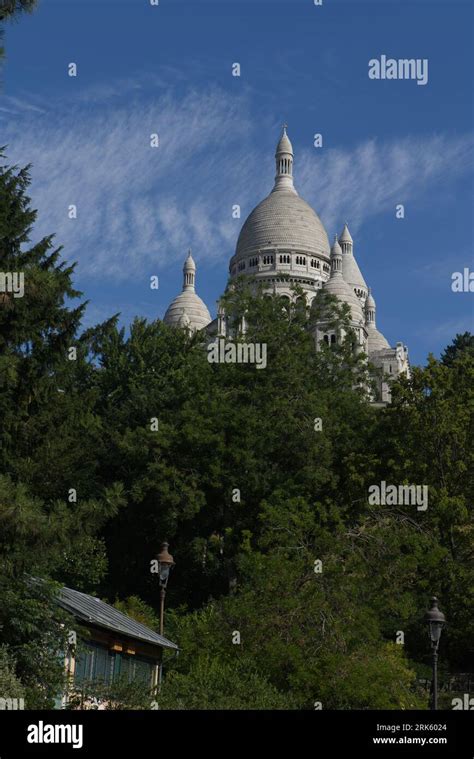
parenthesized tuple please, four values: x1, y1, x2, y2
(342, 251, 367, 291)
(58, 586, 178, 651)
(339, 223, 353, 243)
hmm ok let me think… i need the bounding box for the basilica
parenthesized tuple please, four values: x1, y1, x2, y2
(163, 127, 410, 403)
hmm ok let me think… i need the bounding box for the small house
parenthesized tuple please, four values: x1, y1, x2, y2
(56, 586, 178, 707)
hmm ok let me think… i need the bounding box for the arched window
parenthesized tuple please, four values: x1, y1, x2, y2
(280, 294, 291, 313)
(323, 334, 329, 345)
(331, 334, 336, 345)
(295, 295, 306, 313)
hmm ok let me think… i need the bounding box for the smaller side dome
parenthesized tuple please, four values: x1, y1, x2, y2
(331, 236, 343, 256)
(163, 292, 211, 331)
(322, 234, 364, 323)
(367, 328, 390, 352)
(365, 289, 376, 310)
(365, 286, 390, 351)
(164, 250, 211, 332)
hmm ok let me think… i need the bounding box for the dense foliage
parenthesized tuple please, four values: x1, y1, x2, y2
(0, 156, 472, 709)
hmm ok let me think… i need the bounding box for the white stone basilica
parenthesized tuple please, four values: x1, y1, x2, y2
(164, 127, 410, 403)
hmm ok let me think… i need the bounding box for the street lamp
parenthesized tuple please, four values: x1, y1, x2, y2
(156, 542, 175, 636)
(424, 597, 446, 710)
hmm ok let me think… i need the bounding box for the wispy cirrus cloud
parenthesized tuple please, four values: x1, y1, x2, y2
(298, 134, 473, 237)
(1, 94, 47, 114)
(2, 84, 261, 279)
(1, 79, 472, 283)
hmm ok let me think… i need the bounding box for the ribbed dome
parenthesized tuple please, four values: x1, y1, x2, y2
(323, 276, 364, 323)
(235, 191, 330, 260)
(331, 237, 343, 256)
(366, 290, 376, 309)
(163, 250, 211, 332)
(163, 291, 211, 331)
(367, 327, 390, 352)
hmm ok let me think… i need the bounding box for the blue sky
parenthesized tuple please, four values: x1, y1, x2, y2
(1, 0, 473, 365)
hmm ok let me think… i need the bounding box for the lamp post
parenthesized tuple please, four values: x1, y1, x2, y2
(424, 597, 446, 710)
(156, 542, 175, 636)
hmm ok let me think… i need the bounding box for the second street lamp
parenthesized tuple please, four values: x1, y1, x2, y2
(424, 596, 446, 710)
(157, 542, 175, 637)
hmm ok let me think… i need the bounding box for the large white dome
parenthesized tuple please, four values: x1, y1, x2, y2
(235, 191, 330, 261)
